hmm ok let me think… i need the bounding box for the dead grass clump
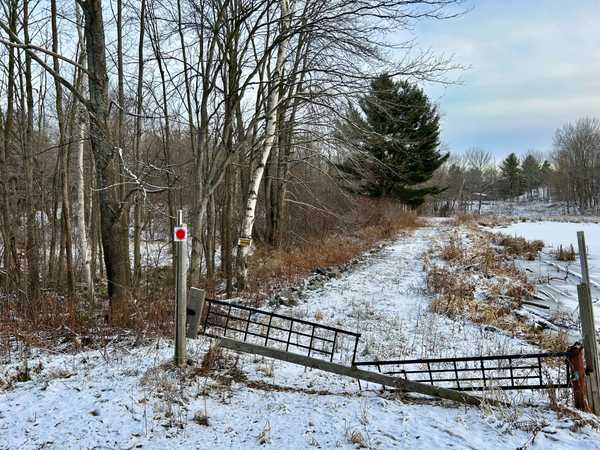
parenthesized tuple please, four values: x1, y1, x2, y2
(536, 330, 569, 353)
(200, 345, 225, 373)
(453, 212, 477, 226)
(427, 229, 568, 353)
(193, 411, 210, 427)
(441, 237, 465, 262)
(506, 283, 535, 304)
(498, 236, 544, 260)
(430, 292, 511, 324)
(348, 430, 369, 449)
(246, 200, 421, 301)
(426, 267, 474, 300)
(555, 244, 576, 262)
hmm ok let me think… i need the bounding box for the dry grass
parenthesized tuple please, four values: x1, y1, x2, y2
(555, 244, 576, 262)
(2, 198, 421, 351)
(193, 410, 210, 427)
(200, 344, 225, 373)
(453, 212, 478, 226)
(495, 235, 544, 260)
(426, 229, 567, 353)
(348, 430, 369, 449)
(440, 236, 466, 262)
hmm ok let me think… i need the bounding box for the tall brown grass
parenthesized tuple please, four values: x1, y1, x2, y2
(555, 244, 576, 262)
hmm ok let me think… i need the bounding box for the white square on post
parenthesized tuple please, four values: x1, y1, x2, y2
(174, 226, 187, 242)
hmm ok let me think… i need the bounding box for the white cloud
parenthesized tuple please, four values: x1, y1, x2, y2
(390, 0, 600, 155)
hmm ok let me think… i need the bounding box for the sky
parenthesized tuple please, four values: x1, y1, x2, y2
(399, 0, 600, 160)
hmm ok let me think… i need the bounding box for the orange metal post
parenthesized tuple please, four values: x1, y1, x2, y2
(569, 343, 591, 412)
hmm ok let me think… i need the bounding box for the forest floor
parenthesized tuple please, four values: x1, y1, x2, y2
(2, 218, 600, 449)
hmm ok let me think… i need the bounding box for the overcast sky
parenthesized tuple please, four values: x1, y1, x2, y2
(402, 0, 600, 160)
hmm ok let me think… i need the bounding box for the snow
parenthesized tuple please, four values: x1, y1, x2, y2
(494, 221, 600, 279)
(2, 222, 600, 449)
(491, 221, 600, 333)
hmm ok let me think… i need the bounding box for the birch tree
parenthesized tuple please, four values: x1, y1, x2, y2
(236, 0, 291, 289)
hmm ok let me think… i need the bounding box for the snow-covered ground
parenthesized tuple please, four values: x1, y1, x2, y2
(2, 223, 600, 449)
(491, 221, 600, 333)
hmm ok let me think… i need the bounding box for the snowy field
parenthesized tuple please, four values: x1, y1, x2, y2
(491, 221, 600, 332)
(2, 223, 600, 449)
(494, 221, 600, 280)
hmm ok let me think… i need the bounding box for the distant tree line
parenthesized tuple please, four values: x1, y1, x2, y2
(428, 116, 600, 215)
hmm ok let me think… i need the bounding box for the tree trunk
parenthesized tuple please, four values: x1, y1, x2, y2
(23, 0, 41, 301)
(236, 0, 291, 290)
(0, 2, 20, 291)
(133, 0, 146, 288)
(79, 0, 130, 313)
(73, 2, 92, 295)
(51, 0, 75, 295)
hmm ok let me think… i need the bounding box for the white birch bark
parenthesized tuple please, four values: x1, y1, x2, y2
(236, 0, 291, 289)
(75, 2, 92, 293)
(76, 108, 92, 291)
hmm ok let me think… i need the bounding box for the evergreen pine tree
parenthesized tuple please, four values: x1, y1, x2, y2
(521, 154, 542, 198)
(499, 153, 524, 199)
(337, 74, 448, 207)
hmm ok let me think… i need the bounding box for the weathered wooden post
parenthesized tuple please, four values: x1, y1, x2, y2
(577, 231, 600, 414)
(187, 287, 206, 338)
(578, 231, 592, 295)
(174, 210, 188, 366)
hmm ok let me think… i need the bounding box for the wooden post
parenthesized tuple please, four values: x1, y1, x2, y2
(186, 287, 206, 338)
(578, 231, 592, 295)
(577, 282, 600, 414)
(174, 210, 187, 366)
(577, 231, 600, 414)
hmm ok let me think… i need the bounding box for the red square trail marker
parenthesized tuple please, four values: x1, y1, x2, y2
(174, 226, 187, 242)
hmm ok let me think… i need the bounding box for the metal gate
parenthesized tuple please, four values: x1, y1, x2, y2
(201, 298, 361, 364)
(352, 352, 572, 392)
(199, 299, 572, 393)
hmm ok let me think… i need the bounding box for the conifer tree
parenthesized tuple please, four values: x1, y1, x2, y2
(338, 74, 448, 207)
(521, 153, 542, 198)
(499, 153, 524, 199)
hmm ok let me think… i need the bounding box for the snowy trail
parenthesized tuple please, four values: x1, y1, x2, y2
(294, 225, 536, 363)
(2, 223, 600, 449)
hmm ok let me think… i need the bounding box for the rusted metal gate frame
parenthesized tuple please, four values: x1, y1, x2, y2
(353, 352, 572, 392)
(198, 299, 571, 394)
(202, 298, 361, 364)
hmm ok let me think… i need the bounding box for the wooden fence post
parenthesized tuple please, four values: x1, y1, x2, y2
(577, 283, 600, 414)
(576, 231, 600, 414)
(578, 231, 592, 295)
(174, 210, 188, 366)
(187, 287, 206, 338)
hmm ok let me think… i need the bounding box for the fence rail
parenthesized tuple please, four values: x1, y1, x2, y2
(201, 299, 361, 364)
(353, 351, 572, 392)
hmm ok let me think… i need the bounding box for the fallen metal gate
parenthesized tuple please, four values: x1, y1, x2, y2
(201, 299, 361, 364)
(198, 299, 572, 394)
(353, 352, 572, 392)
